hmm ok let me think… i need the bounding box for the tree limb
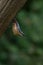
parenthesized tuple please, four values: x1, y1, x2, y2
(0, 0, 27, 37)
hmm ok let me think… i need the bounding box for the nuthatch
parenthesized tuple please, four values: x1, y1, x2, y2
(12, 19, 24, 36)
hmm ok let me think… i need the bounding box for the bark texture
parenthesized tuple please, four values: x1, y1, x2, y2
(0, 0, 27, 36)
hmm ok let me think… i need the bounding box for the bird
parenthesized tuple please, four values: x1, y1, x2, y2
(12, 18, 24, 36)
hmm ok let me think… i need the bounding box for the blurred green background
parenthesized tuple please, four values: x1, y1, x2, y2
(0, 0, 43, 65)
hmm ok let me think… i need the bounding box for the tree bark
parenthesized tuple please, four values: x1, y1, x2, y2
(0, 0, 27, 37)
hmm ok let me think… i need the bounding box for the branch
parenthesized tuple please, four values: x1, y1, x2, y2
(0, 0, 27, 37)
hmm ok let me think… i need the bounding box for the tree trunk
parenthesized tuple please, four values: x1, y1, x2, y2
(0, 0, 27, 36)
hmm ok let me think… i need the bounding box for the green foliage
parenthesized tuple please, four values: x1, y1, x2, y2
(0, 0, 43, 65)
